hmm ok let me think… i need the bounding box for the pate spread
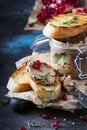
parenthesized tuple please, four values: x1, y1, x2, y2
(27, 62, 56, 86)
(56, 31, 87, 45)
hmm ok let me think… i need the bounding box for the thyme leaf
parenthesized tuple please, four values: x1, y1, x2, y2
(63, 16, 78, 25)
(38, 101, 49, 108)
(26, 122, 39, 127)
(38, 72, 50, 81)
(0, 98, 10, 106)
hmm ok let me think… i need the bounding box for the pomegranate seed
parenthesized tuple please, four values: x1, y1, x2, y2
(42, 114, 49, 119)
(61, 93, 67, 101)
(58, 4, 66, 13)
(83, 8, 87, 13)
(33, 60, 41, 70)
(81, 116, 87, 122)
(35, 60, 41, 65)
(36, 0, 79, 24)
(53, 121, 60, 128)
(52, 0, 57, 3)
(28, 23, 33, 27)
(34, 64, 40, 70)
(72, 7, 87, 14)
(20, 126, 26, 130)
(77, 9, 84, 13)
(42, 0, 52, 5)
(36, 13, 46, 24)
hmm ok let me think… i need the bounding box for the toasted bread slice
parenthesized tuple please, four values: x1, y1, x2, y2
(43, 13, 87, 38)
(7, 66, 32, 92)
(26, 61, 61, 101)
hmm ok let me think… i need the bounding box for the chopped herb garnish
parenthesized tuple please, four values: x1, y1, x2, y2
(26, 122, 39, 127)
(38, 72, 50, 81)
(38, 101, 49, 108)
(63, 16, 78, 25)
(0, 98, 10, 106)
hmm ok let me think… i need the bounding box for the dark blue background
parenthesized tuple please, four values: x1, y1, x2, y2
(0, 0, 87, 130)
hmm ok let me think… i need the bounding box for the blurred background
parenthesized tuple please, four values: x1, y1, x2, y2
(0, 1, 87, 130)
(0, 0, 87, 34)
(0, 0, 86, 17)
(0, 0, 35, 35)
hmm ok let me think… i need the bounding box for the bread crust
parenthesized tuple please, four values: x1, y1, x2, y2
(27, 75, 61, 101)
(7, 66, 32, 92)
(27, 62, 61, 101)
(43, 13, 87, 38)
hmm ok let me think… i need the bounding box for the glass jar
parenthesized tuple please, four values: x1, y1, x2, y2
(31, 34, 87, 79)
(49, 38, 87, 79)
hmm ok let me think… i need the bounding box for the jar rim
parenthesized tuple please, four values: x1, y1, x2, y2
(50, 38, 87, 51)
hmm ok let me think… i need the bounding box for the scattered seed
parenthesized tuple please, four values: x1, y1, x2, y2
(61, 93, 67, 101)
(42, 113, 49, 119)
(20, 126, 26, 130)
(81, 116, 87, 122)
(53, 121, 60, 129)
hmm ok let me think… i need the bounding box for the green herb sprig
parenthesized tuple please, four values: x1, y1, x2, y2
(38, 72, 50, 81)
(63, 16, 78, 25)
(26, 122, 39, 127)
(38, 101, 49, 108)
(0, 98, 10, 106)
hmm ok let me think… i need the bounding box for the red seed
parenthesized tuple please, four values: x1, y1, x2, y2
(20, 126, 26, 130)
(42, 114, 49, 119)
(81, 116, 87, 122)
(35, 60, 41, 65)
(34, 64, 40, 70)
(53, 121, 60, 128)
(42, 0, 52, 5)
(33, 60, 41, 70)
(36, 0, 79, 24)
(52, 0, 57, 3)
(61, 93, 67, 101)
(28, 23, 33, 27)
(83, 8, 87, 13)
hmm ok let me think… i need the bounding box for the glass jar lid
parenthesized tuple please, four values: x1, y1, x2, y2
(30, 34, 50, 53)
(51, 38, 87, 51)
